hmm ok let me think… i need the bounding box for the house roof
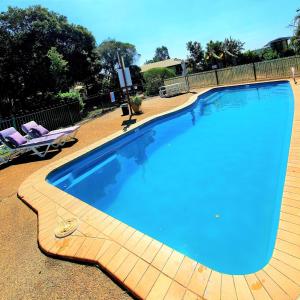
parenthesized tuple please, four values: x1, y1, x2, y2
(140, 58, 183, 72)
(264, 36, 291, 47)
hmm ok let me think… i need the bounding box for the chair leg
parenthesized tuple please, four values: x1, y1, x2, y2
(72, 130, 78, 140)
(59, 140, 66, 147)
(0, 156, 9, 164)
(67, 130, 78, 141)
(52, 143, 60, 148)
(31, 144, 51, 158)
(52, 137, 66, 148)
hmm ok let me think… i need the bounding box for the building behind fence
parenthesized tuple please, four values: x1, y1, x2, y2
(164, 55, 300, 88)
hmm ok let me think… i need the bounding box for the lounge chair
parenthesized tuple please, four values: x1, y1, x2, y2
(0, 127, 66, 163)
(21, 121, 79, 142)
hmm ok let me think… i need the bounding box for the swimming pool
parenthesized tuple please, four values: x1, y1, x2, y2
(48, 81, 294, 275)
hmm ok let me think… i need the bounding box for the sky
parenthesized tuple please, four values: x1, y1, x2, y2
(0, 0, 299, 64)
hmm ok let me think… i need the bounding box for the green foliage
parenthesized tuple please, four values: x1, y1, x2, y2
(205, 40, 224, 67)
(205, 38, 244, 68)
(145, 59, 154, 64)
(47, 47, 68, 75)
(153, 46, 170, 62)
(131, 95, 142, 106)
(291, 34, 300, 54)
(186, 41, 204, 72)
(129, 65, 145, 88)
(222, 37, 244, 66)
(56, 90, 84, 111)
(261, 48, 279, 60)
(238, 50, 261, 64)
(0, 5, 99, 115)
(0, 145, 10, 157)
(143, 67, 176, 96)
(97, 39, 139, 89)
(146, 46, 170, 64)
(47, 47, 69, 91)
(290, 10, 300, 54)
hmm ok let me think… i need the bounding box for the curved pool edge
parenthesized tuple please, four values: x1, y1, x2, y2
(18, 80, 300, 300)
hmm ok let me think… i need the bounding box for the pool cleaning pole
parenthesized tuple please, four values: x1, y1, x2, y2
(118, 52, 133, 115)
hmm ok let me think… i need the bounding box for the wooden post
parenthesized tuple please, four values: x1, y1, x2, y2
(12, 115, 17, 129)
(10, 98, 17, 129)
(185, 75, 190, 92)
(253, 63, 257, 81)
(215, 70, 219, 85)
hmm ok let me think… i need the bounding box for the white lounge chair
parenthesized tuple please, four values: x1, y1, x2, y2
(21, 121, 79, 142)
(159, 82, 187, 98)
(0, 127, 66, 163)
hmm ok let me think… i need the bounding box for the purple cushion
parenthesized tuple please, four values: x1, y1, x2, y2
(30, 125, 49, 137)
(21, 121, 39, 134)
(6, 132, 27, 147)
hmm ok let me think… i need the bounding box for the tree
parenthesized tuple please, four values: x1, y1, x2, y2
(204, 38, 244, 69)
(143, 67, 175, 96)
(153, 46, 170, 62)
(145, 46, 170, 64)
(186, 41, 204, 72)
(222, 37, 244, 66)
(238, 50, 261, 64)
(289, 9, 300, 54)
(261, 48, 279, 60)
(129, 65, 145, 88)
(0, 5, 99, 115)
(97, 39, 139, 89)
(205, 40, 224, 68)
(47, 47, 69, 92)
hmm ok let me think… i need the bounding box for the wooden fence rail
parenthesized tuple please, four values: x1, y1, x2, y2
(164, 55, 300, 88)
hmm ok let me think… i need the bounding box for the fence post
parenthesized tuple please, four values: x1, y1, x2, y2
(185, 75, 190, 92)
(67, 103, 74, 125)
(253, 63, 257, 81)
(215, 70, 219, 85)
(12, 115, 17, 129)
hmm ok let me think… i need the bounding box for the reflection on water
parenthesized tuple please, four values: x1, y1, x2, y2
(60, 153, 122, 206)
(190, 109, 196, 126)
(119, 129, 156, 165)
(55, 128, 157, 209)
(187, 89, 250, 126)
(200, 90, 248, 117)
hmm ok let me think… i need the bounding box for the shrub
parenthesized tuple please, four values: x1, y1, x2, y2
(56, 90, 85, 111)
(131, 95, 142, 106)
(143, 67, 176, 96)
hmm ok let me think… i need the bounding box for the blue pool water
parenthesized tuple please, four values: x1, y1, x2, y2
(48, 81, 294, 275)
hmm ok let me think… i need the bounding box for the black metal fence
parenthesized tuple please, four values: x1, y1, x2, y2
(165, 55, 300, 88)
(0, 101, 82, 133)
(0, 89, 123, 133)
(84, 90, 122, 111)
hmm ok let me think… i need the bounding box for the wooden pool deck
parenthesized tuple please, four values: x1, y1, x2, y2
(19, 80, 300, 300)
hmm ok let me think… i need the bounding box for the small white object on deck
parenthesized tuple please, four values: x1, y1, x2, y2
(159, 82, 187, 98)
(54, 218, 79, 238)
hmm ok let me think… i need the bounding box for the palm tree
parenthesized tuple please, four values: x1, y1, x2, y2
(222, 37, 244, 66)
(291, 9, 300, 54)
(205, 38, 244, 68)
(205, 41, 224, 68)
